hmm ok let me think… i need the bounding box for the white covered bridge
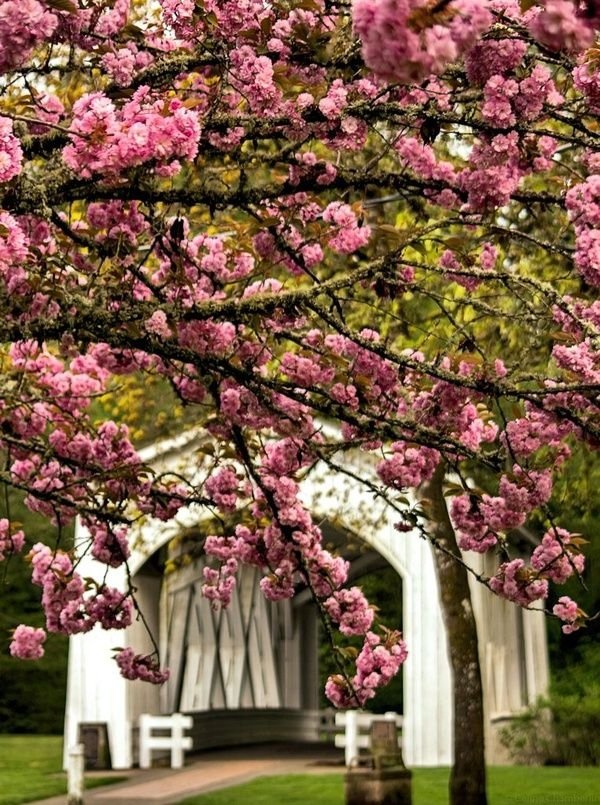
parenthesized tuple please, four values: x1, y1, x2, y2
(64, 429, 549, 768)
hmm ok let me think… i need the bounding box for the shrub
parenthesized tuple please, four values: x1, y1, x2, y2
(501, 643, 600, 765)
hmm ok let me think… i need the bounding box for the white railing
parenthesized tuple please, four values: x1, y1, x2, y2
(333, 710, 403, 767)
(138, 713, 193, 769)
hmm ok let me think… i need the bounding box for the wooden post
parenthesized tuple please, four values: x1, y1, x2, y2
(67, 743, 85, 805)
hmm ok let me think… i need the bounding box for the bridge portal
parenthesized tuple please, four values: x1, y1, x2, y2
(64, 430, 548, 768)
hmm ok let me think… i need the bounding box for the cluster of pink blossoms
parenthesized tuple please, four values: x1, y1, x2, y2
(9, 421, 144, 526)
(531, 528, 585, 585)
(229, 46, 283, 114)
(199, 430, 408, 705)
(552, 339, 600, 384)
(552, 596, 584, 634)
(353, 0, 598, 88)
(527, 0, 600, 53)
(202, 558, 239, 608)
(25, 542, 133, 638)
(0, 118, 22, 183)
(205, 467, 242, 512)
(88, 523, 131, 568)
(352, 0, 492, 84)
(482, 65, 562, 128)
(203, 466, 353, 611)
(0, 212, 30, 297)
(503, 404, 576, 460)
(573, 60, 600, 113)
(9, 624, 46, 660)
(324, 588, 375, 636)
(281, 352, 336, 389)
(465, 37, 527, 85)
(101, 45, 154, 88)
(0, 0, 57, 73)
(0, 519, 25, 560)
(489, 558, 549, 607)
(396, 128, 557, 215)
(2, 339, 186, 531)
(86, 201, 149, 248)
(566, 175, 600, 287)
(489, 527, 584, 611)
(377, 444, 440, 490)
(115, 648, 170, 684)
(451, 468, 553, 553)
(63, 89, 201, 179)
(326, 630, 407, 707)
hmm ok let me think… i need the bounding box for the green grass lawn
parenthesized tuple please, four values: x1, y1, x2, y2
(3, 735, 599, 805)
(178, 767, 600, 805)
(0, 735, 127, 805)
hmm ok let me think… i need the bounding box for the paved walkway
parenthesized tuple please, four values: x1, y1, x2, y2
(30, 743, 345, 805)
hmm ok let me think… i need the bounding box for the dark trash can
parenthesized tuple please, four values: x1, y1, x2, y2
(78, 722, 112, 770)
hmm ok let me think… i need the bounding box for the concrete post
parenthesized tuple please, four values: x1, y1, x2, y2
(345, 720, 412, 805)
(345, 767, 412, 805)
(67, 743, 85, 805)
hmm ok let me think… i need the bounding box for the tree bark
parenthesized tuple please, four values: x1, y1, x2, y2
(420, 464, 488, 805)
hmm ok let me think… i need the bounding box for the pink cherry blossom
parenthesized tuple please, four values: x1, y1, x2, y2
(10, 625, 46, 660)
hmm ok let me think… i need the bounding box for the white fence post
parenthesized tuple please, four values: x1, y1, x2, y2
(170, 713, 186, 769)
(138, 713, 193, 769)
(345, 710, 359, 767)
(67, 743, 85, 805)
(138, 714, 151, 770)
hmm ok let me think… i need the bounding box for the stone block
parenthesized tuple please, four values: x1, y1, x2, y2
(345, 766, 412, 805)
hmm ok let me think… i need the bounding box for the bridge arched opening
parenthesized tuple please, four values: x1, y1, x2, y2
(122, 520, 407, 754)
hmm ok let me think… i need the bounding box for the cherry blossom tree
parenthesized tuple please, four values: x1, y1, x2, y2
(1, 1, 600, 802)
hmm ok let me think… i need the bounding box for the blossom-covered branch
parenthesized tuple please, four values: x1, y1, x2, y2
(0, 0, 598, 699)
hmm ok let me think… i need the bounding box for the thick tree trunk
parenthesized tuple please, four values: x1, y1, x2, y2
(420, 464, 488, 805)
